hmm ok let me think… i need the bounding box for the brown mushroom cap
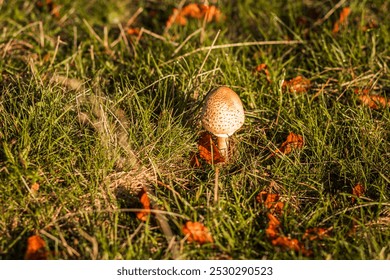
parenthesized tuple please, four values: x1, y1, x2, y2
(201, 86, 245, 137)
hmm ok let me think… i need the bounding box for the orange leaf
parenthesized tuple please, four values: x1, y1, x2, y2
(200, 4, 223, 22)
(254, 63, 271, 83)
(265, 213, 281, 239)
(25, 235, 48, 260)
(303, 227, 331, 241)
(166, 4, 223, 28)
(198, 132, 225, 164)
(356, 92, 390, 109)
(282, 76, 311, 93)
(182, 3, 203, 19)
(166, 8, 188, 28)
(182, 221, 214, 244)
(31, 182, 40, 196)
(256, 191, 284, 214)
(332, 7, 351, 34)
(274, 132, 304, 155)
(136, 188, 151, 221)
(127, 28, 140, 36)
(36, 0, 60, 18)
(351, 183, 365, 203)
(271, 236, 311, 256)
(264, 210, 312, 256)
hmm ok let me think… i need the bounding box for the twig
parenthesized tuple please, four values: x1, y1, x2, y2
(82, 19, 103, 45)
(138, 27, 179, 46)
(172, 28, 202, 57)
(40, 229, 81, 258)
(162, 40, 303, 66)
(50, 36, 63, 67)
(77, 228, 99, 260)
(309, 0, 348, 31)
(197, 30, 220, 78)
(126, 7, 143, 28)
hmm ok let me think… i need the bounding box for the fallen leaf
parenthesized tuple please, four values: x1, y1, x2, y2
(36, 0, 60, 18)
(182, 3, 203, 19)
(166, 4, 223, 28)
(303, 227, 331, 241)
(136, 188, 151, 221)
(274, 132, 304, 155)
(351, 183, 365, 203)
(265, 213, 281, 239)
(282, 76, 311, 93)
(256, 191, 284, 214)
(200, 4, 223, 23)
(271, 236, 311, 256)
(31, 182, 40, 196)
(354, 89, 390, 109)
(354, 88, 371, 95)
(127, 28, 140, 36)
(254, 63, 271, 83)
(361, 19, 379, 32)
(332, 7, 351, 34)
(264, 214, 311, 256)
(25, 235, 48, 260)
(182, 221, 214, 244)
(166, 8, 187, 28)
(198, 132, 225, 164)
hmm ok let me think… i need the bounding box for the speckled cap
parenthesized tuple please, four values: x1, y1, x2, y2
(201, 86, 245, 137)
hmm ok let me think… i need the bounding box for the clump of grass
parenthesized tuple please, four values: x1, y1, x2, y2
(0, 0, 389, 260)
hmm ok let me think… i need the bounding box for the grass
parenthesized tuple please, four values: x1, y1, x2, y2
(0, 0, 389, 260)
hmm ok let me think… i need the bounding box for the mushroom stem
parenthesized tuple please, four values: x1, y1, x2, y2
(217, 136, 229, 162)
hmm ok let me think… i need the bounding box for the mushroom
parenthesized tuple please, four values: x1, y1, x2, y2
(201, 86, 245, 161)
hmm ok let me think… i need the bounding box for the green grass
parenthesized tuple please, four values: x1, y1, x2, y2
(0, 0, 389, 260)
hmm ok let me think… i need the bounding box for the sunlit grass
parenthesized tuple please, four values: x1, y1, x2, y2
(0, 0, 389, 259)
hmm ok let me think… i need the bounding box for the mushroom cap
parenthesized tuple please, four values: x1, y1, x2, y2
(201, 86, 245, 137)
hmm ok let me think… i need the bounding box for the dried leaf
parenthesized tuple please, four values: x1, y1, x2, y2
(355, 89, 390, 109)
(31, 182, 40, 196)
(264, 207, 312, 256)
(332, 7, 351, 34)
(25, 235, 48, 260)
(303, 227, 331, 241)
(254, 63, 271, 83)
(166, 8, 187, 28)
(166, 4, 223, 28)
(36, 0, 60, 18)
(127, 28, 140, 36)
(361, 19, 379, 32)
(182, 221, 214, 244)
(182, 3, 203, 19)
(256, 191, 284, 214)
(274, 132, 304, 155)
(265, 213, 281, 239)
(271, 236, 311, 256)
(200, 5, 223, 22)
(198, 132, 225, 164)
(136, 188, 151, 221)
(282, 76, 311, 93)
(352, 183, 365, 203)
